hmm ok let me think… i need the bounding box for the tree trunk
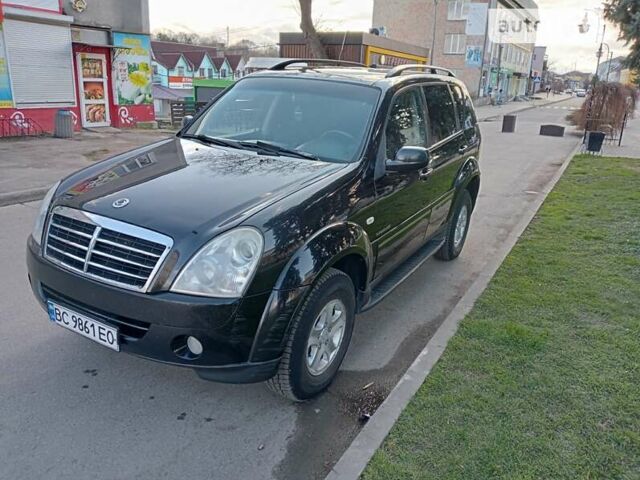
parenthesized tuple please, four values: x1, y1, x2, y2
(298, 0, 327, 59)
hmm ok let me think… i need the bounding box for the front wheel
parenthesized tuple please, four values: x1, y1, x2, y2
(266, 268, 355, 401)
(435, 190, 473, 261)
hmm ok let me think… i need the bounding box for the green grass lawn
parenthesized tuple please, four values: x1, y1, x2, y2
(363, 155, 640, 480)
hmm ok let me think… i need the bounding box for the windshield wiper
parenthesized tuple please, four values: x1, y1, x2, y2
(182, 134, 244, 150)
(239, 140, 321, 161)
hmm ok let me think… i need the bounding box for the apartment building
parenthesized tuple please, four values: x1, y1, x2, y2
(373, 0, 539, 102)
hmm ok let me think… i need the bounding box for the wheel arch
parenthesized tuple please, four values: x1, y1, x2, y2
(249, 222, 373, 363)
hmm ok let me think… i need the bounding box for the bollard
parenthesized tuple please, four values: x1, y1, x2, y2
(502, 114, 517, 133)
(54, 110, 74, 138)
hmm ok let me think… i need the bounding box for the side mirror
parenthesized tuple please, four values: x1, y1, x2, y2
(386, 146, 430, 173)
(182, 115, 194, 128)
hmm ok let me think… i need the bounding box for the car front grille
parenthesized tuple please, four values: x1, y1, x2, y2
(44, 207, 173, 292)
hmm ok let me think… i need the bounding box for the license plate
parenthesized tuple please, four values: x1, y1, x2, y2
(47, 301, 120, 352)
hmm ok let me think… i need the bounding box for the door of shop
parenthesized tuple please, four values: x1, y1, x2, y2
(76, 53, 111, 127)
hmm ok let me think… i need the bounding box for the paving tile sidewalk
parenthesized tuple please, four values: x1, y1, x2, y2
(474, 93, 573, 121)
(0, 129, 173, 206)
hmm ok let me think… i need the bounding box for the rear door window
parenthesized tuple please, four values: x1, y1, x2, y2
(422, 84, 459, 145)
(385, 88, 427, 159)
(450, 84, 477, 130)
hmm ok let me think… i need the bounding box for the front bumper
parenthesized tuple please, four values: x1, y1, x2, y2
(26, 237, 290, 383)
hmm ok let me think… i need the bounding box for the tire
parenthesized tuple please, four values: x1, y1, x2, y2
(435, 189, 473, 261)
(266, 268, 355, 401)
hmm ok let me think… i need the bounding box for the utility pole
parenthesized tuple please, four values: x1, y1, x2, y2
(594, 23, 606, 84)
(430, 0, 439, 64)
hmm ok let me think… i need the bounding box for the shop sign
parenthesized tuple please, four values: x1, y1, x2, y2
(112, 32, 153, 105)
(168, 76, 193, 89)
(0, 25, 13, 108)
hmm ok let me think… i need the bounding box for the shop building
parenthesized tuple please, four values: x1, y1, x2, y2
(0, 0, 154, 137)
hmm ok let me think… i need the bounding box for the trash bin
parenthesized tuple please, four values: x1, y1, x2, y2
(586, 131, 606, 153)
(54, 110, 73, 138)
(502, 114, 517, 133)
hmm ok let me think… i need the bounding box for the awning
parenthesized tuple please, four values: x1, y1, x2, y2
(153, 85, 194, 101)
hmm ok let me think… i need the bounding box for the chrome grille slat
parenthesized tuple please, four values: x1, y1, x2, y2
(94, 238, 162, 258)
(49, 222, 94, 238)
(90, 250, 153, 269)
(47, 244, 86, 264)
(44, 207, 173, 292)
(47, 233, 89, 251)
(87, 261, 149, 280)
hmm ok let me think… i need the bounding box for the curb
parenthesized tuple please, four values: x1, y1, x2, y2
(326, 140, 583, 480)
(477, 96, 574, 122)
(0, 186, 50, 208)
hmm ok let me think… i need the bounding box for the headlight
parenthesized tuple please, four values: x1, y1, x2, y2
(171, 227, 264, 298)
(32, 181, 60, 246)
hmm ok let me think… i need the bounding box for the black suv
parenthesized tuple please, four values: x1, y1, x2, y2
(27, 60, 481, 401)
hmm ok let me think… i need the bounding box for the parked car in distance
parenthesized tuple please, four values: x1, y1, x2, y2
(27, 60, 481, 401)
(576, 88, 587, 97)
(565, 88, 574, 95)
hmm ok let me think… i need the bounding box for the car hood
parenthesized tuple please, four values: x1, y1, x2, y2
(55, 137, 347, 238)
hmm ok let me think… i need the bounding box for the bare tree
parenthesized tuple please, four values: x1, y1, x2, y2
(298, 0, 327, 58)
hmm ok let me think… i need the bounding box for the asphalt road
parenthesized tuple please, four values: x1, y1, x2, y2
(0, 98, 583, 480)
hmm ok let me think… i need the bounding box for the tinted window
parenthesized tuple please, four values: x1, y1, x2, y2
(451, 84, 477, 130)
(423, 85, 459, 144)
(189, 78, 380, 163)
(385, 89, 427, 159)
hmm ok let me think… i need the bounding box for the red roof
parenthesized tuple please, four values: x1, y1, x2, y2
(225, 54, 244, 71)
(182, 51, 207, 69)
(211, 57, 229, 70)
(154, 52, 184, 70)
(152, 41, 217, 57)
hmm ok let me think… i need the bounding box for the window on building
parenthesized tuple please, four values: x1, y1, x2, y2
(444, 34, 466, 55)
(385, 88, 427, 159)
(423, 85, 459, 144)
(199, 67, 205, 77)
(448, 0, 470, 20)
(220, 68, 227, 78)
(153, 64, 158, 75)
(207, 68, 213, 78)
(3, 18, 75, 107)
(177, 66, 185, 76)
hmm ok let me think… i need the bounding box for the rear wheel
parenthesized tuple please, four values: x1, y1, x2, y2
(436, 190, 473, 261)
(266, 268, 355, 401)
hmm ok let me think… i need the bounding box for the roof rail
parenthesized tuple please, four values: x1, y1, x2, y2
(385, 64, 456, 78)
(269, 58, 368, 70)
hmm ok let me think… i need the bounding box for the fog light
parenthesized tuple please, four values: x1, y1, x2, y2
(186, 336, 203, 356)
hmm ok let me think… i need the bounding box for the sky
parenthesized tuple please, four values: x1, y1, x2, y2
(149, 0, 629, 74)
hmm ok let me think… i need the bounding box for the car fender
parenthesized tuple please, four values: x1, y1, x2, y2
(248, 222, 373, 362)
(455, 156, 480, 191)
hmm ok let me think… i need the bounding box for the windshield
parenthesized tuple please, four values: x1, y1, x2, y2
(186, 77, 380, 163)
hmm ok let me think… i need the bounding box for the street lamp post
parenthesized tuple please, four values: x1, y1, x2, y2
(430, 0, 439, 64)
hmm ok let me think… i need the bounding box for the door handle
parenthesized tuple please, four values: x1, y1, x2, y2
(459, 145, 468, 154)
(419, 167, 433, 181)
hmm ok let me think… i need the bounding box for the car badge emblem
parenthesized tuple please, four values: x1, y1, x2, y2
(112, 198, 130, 209)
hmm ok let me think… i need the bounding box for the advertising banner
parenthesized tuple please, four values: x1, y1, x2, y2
(465, 46, 483, 67)
(112, 32, 153, 105)
(0, 25, 13, 108)
(466, 3, 488, 36)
